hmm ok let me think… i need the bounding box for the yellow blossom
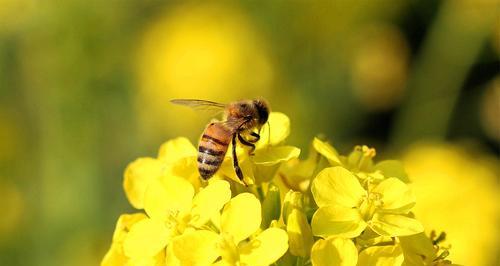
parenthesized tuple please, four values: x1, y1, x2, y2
(123, 137, 201, 209)
(172, 193, 289, 266)
(311, 166, 423, 238)
(123, 178, 231, 261)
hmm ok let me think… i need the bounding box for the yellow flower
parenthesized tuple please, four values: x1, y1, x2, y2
(172, 193, 289, 266)
(403, 143, 500, 266)
(123, 137, 200, 209)
(311, 166, 423, 238)
(310, 237, 358, 266)
(123, 178, 231, 261)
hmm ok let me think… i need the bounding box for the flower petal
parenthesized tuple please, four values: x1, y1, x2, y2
(313, 138, 342, 165)
(123, 158, 164, 209)
(219, 157, 255, 186)
(172, 230, 220, 266)
(101, 243, 128, 266)
(157, 137, 197, 163)
(144, 176, 194, 220)
(167, 157, 201, 189)
(191, 180, 232, 227)
(112, 213, 148, 243)
(370, 213, 424, 237)
(311, 167, 366, 208)
(257, 112, 290, 148)
(239, 228, 289, 266)
(310, 237, 358, 266)
(311, 205, 367, 238)
(287, 209, 314, 258)
(358, 245, 404, 266)
(165, 244, 181, 266)
(372, 178, 415, 213)
(123, 219, 171, 258)
(221, 193, 261, 243)
(125, 256, 163, 266)
(252, 146, 300, 166)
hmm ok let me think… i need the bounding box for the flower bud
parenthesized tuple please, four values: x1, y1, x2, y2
(261, 183, 281, 229)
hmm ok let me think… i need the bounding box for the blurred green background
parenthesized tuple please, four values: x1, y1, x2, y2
(0, 0, 498, 265)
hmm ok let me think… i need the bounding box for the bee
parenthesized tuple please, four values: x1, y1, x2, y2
(171, 98, 270, 185)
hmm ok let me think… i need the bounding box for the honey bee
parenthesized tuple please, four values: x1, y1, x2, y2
(171, 99, 270, 185)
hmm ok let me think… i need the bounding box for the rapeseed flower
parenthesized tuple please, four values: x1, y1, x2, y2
(123, 178, 231, 262)
(103, 111, 460, 265)
(171, 193, 289, 266)
(311, 166, 423, 238)
(123, 137, 201, 209)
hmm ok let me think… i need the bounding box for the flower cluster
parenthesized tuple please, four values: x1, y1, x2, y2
(102, 112, 456, 266)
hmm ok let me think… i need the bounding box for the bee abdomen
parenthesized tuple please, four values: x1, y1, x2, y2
(197, 131, 230, 180)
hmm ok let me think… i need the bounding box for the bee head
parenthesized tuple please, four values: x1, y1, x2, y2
(253, 99, 270, 125)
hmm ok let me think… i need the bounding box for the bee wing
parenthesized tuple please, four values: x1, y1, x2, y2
(219, 117, 253, 133)
(170, 99, 227, 114)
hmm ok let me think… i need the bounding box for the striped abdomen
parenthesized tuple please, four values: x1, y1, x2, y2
(198, 122, 233, 179)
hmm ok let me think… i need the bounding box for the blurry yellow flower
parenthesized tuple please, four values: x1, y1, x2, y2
(311, 166, 423, 238)
(403, 143, 500, 266)
(135, 3, 274, 139)
(172, 193, 289, 266)
(123, 179, 231, 261)
(350, 24, 409, 111)
(310, 237, 358, 266)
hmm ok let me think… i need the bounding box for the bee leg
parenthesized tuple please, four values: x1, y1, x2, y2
(250, 132, 260, 142)
(238, 133, 256, 155)
(232, 134, 246, 186)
